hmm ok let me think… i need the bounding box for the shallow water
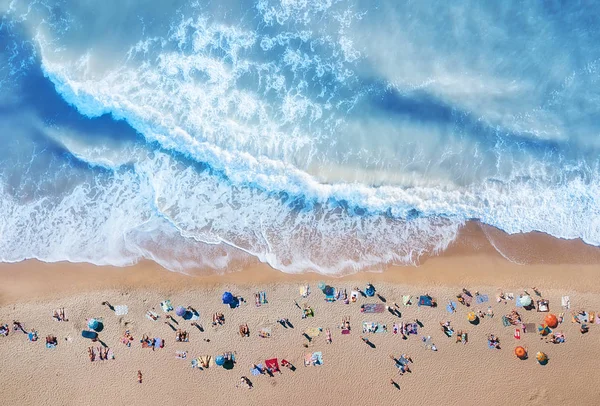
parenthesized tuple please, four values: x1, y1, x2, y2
(1, 0, 599, 274)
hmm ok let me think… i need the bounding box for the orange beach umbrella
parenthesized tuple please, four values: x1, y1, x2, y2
(514, 346, 527, 359)
(544, 314, 558, 329)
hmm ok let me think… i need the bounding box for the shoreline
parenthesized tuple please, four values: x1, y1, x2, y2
(2, 221, 600, 305)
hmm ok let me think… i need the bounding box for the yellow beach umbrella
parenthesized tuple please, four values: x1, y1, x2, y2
(467, 312, 477, 322)
(536, 352, 548, 363)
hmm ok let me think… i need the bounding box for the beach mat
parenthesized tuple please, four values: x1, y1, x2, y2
(304, 327, 322, 338)
(524, 323, 536, 333)
(362, 322, 387, 333)
(446, 301, 457, 313)
(114, 305, 128, 316)
(361, 303, 385, 313)
(341, 329, 350, 335)
(475, 295, 489, 304)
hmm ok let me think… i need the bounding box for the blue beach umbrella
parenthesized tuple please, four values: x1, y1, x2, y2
(365, 284, 375, 297)
(175, 306, 186, 317)
(215, 355, 225, 366)
(88, 319, 99, 330)
(518, 295, 532, 307)
(222, 292, 234, 305)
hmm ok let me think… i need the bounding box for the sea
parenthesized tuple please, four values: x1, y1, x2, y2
(0, 0, 599, 274)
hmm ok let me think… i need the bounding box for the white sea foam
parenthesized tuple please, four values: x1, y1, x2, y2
(1, 0, 600, 274)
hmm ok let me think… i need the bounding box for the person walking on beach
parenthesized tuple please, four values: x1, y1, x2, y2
(137, 370, 143, 383)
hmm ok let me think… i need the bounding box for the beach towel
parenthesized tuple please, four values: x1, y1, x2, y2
(561, 296, 570, 309)
(114, 305, 128, 316)
(361, 303, 385, 313)
(81, 330, 98, 340)
(514, 329, 521, 340)
(475, 295, 489, 304)
(362, 322, 377, 333)
(341, 329, 351, 335)
(251, 363, 264, 375)
(311, 352, 323, 366)
(393, 323, 399, 335)
(260, 291, 268, 304)
(146, 310, 159, 321)
(304, 327, 322, 338)
(402, 295, 412, 306)
(515, 298, 523, 308)
(160, 300, 173, 312)
(46, 342, 56, 349)
(537, 300, 549, 312)
(154, 338, 163, 349)
(446, 301, 457, 313)
(265, 358, 280, 372)
(189, 310, 200, 321)
(259, 327, 272, 338)
(461, 293, 472, 306)
(363, 322, 387, 333)
(502, 316, 511, 327)
(418, 296, 433, 307)
(407, 323, 418, 335)
(299, 285, 310, 298)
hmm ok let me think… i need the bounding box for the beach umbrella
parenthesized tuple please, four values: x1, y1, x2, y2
(467, 312, 477, 323)
(87, 318, 99, 330)
(365, 284, 375, 297)
(544, 314, 558, 329)
(518, 295, 532, 307)
(538, 325, 551, 336)
(175, 306, 186, 317)
(324, 285, 334, 296)
(222, 292, 234, 305)
(317, 282, 326, 291)
(215, 355, 225, 366)
(514, 346, 527, 359)
(536, 352, 548, 364)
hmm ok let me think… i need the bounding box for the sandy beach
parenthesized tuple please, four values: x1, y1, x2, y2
(1, 225, 600, 406)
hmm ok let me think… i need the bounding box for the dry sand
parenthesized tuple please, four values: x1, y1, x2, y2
(1, 225, 600, 406)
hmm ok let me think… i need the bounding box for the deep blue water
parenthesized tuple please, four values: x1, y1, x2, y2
(1, 0, 600, 274)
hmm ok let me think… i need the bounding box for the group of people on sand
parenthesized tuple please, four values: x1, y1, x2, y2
(140, 334, 164, 350)
(52, 308, 68, 322)
(506, 310, 522, 325)
(121, 330, 134, 347)
(175, 329, 189, 342)
(87, 346, 112, 361)
(46, 335, 58, 348)
(488, 334, 500, 349)
(239, 323, 250, 337)
(212, 312, 225, 326)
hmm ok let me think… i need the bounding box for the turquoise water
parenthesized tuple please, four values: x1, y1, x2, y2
(1, 0, 599, 274)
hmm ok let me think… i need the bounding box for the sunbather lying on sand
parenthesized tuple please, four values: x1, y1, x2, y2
(239, 323, 250, 337)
